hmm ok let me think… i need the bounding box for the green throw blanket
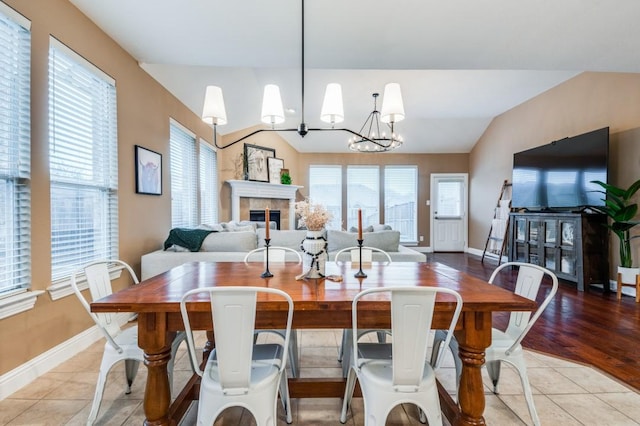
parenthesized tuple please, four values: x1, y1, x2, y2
(163, 228, 214, 252)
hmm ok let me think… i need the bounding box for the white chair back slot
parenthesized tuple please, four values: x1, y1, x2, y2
(210, 290, 257, 393)
(390, 290, 435, 390)
(350, 248, 372, 263)
(243, 246, 302, 264)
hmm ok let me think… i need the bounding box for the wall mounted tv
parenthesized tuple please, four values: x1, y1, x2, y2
(511, 127, 609, 211)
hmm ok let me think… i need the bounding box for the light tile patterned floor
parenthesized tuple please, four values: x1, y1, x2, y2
(1, 329, 639, 425)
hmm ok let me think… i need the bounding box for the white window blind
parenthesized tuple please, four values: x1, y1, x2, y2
(384, 166, 417, 243)
(347, 166, 379, 229)
(170, 121, 197, 228)
(0, 4, 31, 295)
(199, 140, 218, 225)
(49, 38, 118, 281)
(308, 165, 342, 229)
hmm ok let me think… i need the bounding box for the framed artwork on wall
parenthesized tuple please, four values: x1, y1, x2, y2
(135, 145, 162, 195)
(268, 157, 284, 184)
(244, 143, 275, 182)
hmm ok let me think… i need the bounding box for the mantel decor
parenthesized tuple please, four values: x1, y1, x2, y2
(135, 145, 162, 195)
(268, 157, 284, 184)
(244, 143, 275, 182)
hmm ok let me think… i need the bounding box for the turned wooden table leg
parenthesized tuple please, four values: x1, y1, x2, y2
(453, 312, 492, 426)
(138, 313, 172, 426)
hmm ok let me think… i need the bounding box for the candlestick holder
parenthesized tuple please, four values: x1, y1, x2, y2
(354, 239, 367, 278)
(261, 238, 273, 278)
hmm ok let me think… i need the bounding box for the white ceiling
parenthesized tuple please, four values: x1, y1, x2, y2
(69, 0, 640, 153)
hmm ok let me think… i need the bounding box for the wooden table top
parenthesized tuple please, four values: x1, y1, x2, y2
(91, 261, 535, 314)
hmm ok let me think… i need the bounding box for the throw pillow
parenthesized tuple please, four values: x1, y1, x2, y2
(257, 228, 308, 250)
(200, 230, 257, 252)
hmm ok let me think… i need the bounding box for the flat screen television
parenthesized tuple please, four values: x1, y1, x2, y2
(511, 127, 609, 211)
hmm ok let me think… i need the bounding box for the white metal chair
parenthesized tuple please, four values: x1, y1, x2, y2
(180, 286, 294, 425)
(70, 260, 188, 425)
(340, 286, 463, 426)
(244, 246, 302, 264)
(333, 246, 393, 264)
(431, 262, 558, 426)
(336, 246, 392, 377)
(243, 247, 301, 378)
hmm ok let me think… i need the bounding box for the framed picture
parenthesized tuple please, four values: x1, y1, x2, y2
(244, 143, 275, 182)
(135, 145, 162, 195)
(268, 157, 284, 184)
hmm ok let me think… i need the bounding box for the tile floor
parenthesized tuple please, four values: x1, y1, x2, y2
(2, 329, 640, 425)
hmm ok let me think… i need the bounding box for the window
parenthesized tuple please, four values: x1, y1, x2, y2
(199, 140, 218, 225)
(170, 121, 197, 228)
(384, 166, 417, 243)
(347, 166, 379, 229)
(0, 5, 30, 295)
(308, 166, 342, 229)
(49, 38, 118, 281)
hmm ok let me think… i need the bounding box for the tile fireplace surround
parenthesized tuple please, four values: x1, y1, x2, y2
(226, 180, 302, 230)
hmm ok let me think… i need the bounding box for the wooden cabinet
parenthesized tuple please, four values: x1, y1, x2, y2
(508, 212, 609, 291)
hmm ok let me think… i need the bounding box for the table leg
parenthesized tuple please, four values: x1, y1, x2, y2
(138, 313, 172, 426)
(453, 312, 492, 426)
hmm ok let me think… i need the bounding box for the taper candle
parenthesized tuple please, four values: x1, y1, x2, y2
(265, 208, 270, 239)
(358, 209, 363, 240)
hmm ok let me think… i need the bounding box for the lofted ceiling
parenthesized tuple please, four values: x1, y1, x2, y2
(69, 0, 640, 153)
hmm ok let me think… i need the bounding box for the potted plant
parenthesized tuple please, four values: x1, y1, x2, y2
(591, 178, 640, 292)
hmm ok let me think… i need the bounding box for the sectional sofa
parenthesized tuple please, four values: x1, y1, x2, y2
(141, 222, 426, 280)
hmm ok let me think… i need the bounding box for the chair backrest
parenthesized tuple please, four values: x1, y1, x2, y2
(488, 262, 558, 354)
(243, 247, 302, 264)
(70, 260, 139, 352)
(352, 287, 462, 391)
(180, 286, 294, 393)
(334, 246, 393, 264)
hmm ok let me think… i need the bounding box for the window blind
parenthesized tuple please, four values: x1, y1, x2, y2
(347, 166, 379, 229)
(384, 166, 417, 243)
(308, 165, 342, 230)
(170, 121, 197, 228)
(199, 140, 218, 225)
(0, 4, 30, 295)
(49, 38, 118, 281)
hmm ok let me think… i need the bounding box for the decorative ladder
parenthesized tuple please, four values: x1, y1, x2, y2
(481, 180, 512, 264)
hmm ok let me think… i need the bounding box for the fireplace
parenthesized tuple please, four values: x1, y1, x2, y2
(226, 180, 302, 230)
(250, 209, 281, 230)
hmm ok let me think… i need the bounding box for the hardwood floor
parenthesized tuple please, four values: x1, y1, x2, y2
(432, 252, 640, 391)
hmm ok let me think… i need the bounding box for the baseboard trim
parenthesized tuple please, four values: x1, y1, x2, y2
(0, 312, 130, 400)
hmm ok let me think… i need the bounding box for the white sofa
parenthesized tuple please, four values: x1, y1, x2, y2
(141, 226, 426, 280)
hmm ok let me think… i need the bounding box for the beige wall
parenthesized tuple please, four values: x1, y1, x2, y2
(1, 0, 213, 375)
(469, 72, 640, 274)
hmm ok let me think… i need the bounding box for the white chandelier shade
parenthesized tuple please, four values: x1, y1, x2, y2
(380, 82, 405, 124)
(261, 84, 285, 126)
(201, 85, 228, 126)
(320, 83, 344, 125)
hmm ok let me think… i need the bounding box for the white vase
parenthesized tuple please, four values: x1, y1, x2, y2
(301, 229, 327, 278)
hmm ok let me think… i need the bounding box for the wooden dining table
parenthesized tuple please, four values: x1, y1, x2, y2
(90, 260, 536, 426)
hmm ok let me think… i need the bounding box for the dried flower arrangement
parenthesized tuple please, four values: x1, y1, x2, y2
(295, 199, 332, 231)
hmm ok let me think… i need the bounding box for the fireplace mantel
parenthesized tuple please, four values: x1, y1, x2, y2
(226, 180, 302, 230)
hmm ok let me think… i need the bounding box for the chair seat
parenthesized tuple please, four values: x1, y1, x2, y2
(486, 329, 524, 355)
(359, 358, 437, 392)
(102, 326, 142, 358)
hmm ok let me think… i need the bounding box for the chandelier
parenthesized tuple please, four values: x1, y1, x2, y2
(348, 89, 405, 153)
(201, 0, 406, 152)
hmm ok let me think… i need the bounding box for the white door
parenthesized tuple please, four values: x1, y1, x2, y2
(431, 174, 467, 252)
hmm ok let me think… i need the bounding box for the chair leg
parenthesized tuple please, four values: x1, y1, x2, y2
(512, 358, 540, 426)
(485, 360, 502, 394)
(278, 373, 293, 424)
(124, 359, 140, 394)
(88, 355, 119, 425)
(288, 330, 299, 379)
(338, 329, 347, 362)
(340, 366, 358, 424)
(340, 329, 354, 378)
